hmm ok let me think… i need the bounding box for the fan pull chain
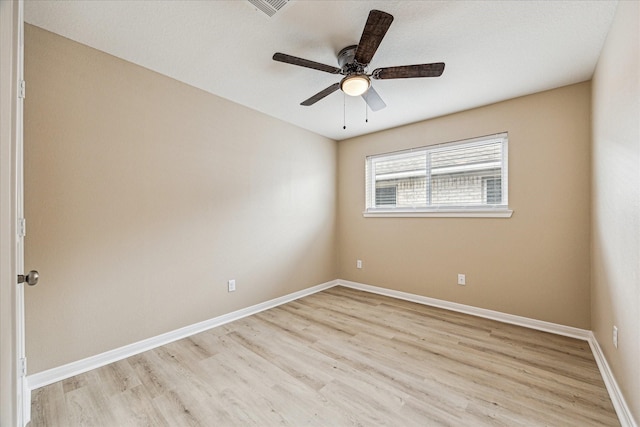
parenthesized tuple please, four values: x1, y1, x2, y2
(365, 101, 369, 123)
(343, 93, 346, 130)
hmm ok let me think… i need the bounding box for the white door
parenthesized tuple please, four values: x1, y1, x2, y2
(15, 2, 37, 424)
(0, 3, 20, 425)
(15, 0, 29, 424)
(11, 1, 33, 425)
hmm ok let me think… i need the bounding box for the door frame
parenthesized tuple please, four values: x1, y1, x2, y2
(1, 0, 28, 426)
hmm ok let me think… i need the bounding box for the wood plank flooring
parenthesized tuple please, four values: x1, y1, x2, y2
(30, 286, 619, 426)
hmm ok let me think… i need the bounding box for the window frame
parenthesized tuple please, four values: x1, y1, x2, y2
(364, 133, 513, 218)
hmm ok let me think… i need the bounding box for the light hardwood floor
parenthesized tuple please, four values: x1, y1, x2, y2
(30, 286, 619, 426)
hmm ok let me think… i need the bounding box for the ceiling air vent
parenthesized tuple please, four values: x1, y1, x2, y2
(247, 0, 289, 17)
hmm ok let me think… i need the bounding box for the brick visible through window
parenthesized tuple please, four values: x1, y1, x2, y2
(375, 186, 397, 206)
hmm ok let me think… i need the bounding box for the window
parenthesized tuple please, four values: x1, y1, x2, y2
(365, 133, 512, 217)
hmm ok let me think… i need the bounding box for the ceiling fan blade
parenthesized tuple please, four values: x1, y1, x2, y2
(273, 53, 341, 74)
(354, 10, 394, 65)
(301, 83, 341, 106)
(372, 63, 445, 80)
(362, 86, 386, 111)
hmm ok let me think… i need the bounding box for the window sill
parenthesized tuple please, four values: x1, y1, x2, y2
(362, 208, 513, 218)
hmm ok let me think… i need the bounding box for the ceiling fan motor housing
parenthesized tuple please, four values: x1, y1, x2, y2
(337, 45, 366, 75)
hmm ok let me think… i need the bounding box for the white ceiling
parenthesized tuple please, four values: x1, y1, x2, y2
(24, 0, 618, 141)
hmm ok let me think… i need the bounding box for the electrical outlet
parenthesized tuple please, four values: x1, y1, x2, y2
(356, 259, 363, 269)
(228, 279, 236, 292)
(457, 274, 466, 285)
(613, 325, 618, 348)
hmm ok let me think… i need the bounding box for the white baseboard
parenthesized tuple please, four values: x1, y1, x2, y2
(337, 279, 591, 340)
(27, 280, 338, 390)
(587, 332, 638, 427)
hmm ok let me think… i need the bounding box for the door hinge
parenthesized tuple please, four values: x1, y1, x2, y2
(19, 80, 26, 99)
(18, 218, 26, 238)
(20, 358, 27, 377)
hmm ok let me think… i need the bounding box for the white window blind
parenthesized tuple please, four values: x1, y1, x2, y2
(365, 133, 510, 217)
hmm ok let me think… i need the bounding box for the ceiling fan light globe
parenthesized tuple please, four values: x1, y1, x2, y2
(341, 75, 371, 96)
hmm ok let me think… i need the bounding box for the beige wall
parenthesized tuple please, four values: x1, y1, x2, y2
(338, 82, 592, 329)
(24, 25, 337, 373)
(591, 0, 640, 423)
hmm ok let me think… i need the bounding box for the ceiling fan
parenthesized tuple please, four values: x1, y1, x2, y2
(273, 9, 445, 111)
